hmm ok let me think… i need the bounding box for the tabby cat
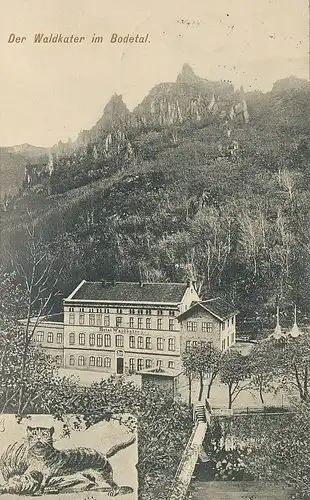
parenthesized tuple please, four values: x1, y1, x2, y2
(0, 426, 135, 496)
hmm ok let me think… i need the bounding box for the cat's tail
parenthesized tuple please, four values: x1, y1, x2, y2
(106, 435, 136, 458)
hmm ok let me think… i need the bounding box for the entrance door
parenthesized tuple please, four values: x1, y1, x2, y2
(116, 357, 124, 374)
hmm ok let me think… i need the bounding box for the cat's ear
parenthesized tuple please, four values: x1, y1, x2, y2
(49, 427, 55, 435)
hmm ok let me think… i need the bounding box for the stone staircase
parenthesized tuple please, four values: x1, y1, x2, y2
(194, 404, 207, 423)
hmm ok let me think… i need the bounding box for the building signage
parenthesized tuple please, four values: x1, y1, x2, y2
(98, 327, 136, 334)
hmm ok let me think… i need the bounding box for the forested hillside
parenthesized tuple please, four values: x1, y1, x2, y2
(1, 65, 309, 332)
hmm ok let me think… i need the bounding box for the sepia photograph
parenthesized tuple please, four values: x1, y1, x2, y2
(0, 0, 309, 499)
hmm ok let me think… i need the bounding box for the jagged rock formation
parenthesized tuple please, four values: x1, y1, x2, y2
(77, 94, 131, 145)
(74, 64, 251, 146)
(131, 64, 248, 129)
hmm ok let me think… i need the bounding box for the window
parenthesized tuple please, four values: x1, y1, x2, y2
(69, 307, 74, 312)
(146, 318, 151, 329)
(222, 338, 226, 351)
(157, 318, 163, 330)
(168, 338, 175, 351)
(129, 358, 135, 372)
(57, 332, 63, 344)
(129, 317, 134, 328)
(69, 355, 75, 366)
(117, 308, 122, 314)
(137, 359, 144, 371)
(115, 334, 124, 347)
(227, 336, 230, 347)
(97, 334, 103, 347)
(96, 357, 103, 367)
(145, 337, 152, 349)
(137, 336, 144, 349)
(129, 336, 135, 348)
(187, 321, 197, 332)
(96, 308, 102, 313)
(78, 355, 85, 366)
(207, 341, 213, 349)
(89, 333, 95, 346)
(192, 341, 198, 348)
(169, 310, 175, 316)
(69, 333, 75, 345)
(104, 308, 109, 314)
(89, 356, 95, 366)
(231, 316, 234, 325)
(168, 361, 175, 369)
(96, 314, 102, 325)
(145, 359, 152, 369)
(186, 340, 191, 350)
(157, 337, 164, 350)
(79, 314, 85, 325)
(138, 309, 143, 315)
(202, 322, 212, 333)
(104, 357, 111, 368)
(138, 318, 143, 329)
(89, 314, 95, 326)
(231, 332, 235, 344)
(69, 313, 75, 325)
(227, 319, 230, 327)
(146, 309, 152, 315)
(79, 333, 85, 345)
(47, 332, 54, 343)
(104, 316, 110, 327)
(129, 308, 135, 315)
(36, 331, 44, 342)
(157, 309, 163, 316)
(104, 334, 111, 347)
(157, 360, 163, 368)
(79, 307, 84, 312)
(55, 356, 62, 366)
(116, 316, 122, 328)
(201, 341, 206, 347)
(169, 319, 175, 331)
(89, 308, 94, 313)
(222, 322, 225, 331)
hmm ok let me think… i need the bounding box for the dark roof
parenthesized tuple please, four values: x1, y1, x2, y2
(68, 281, 189, 304)
(178, 297, 238, 322)
(200, 298, 239, 320)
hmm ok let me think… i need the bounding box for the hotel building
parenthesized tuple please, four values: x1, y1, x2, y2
(30, 280, 238, 375)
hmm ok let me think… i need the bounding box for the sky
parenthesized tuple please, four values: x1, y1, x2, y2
(0, 0, 309, 147)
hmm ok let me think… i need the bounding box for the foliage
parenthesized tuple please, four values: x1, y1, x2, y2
(248, 335, 310, 403)
(220, 350, 250, 408)
(230, 403, 310, 500)
(247, 340, 280, 404)
(182, 344, 222, 401)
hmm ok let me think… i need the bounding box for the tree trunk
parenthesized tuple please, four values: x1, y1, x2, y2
(303, 365, 309, 400)
(198, 372, 204, 401)
(17, 344, 28, 414)
(188, 374, 192, 408)
(207, 373, 216, 398)
(294, 364, 304, 401)
(228, 385, 233, 409)
(259, 384, 265, 405)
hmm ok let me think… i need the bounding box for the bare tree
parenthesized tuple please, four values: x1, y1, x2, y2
(7, 212, 64, 413)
